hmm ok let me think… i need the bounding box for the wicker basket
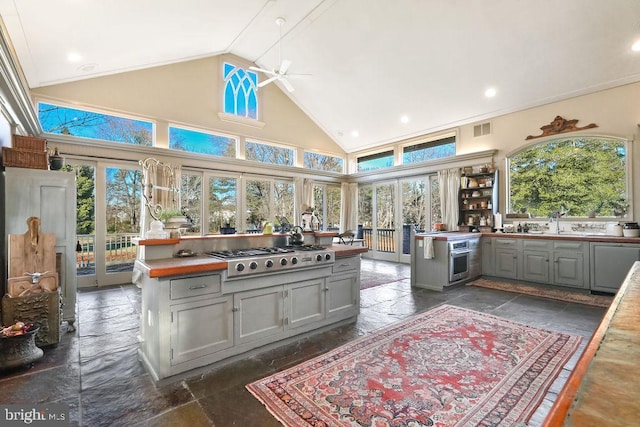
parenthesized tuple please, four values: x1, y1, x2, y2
(12, 134, 47, 152)
(2, 147, 49, 169)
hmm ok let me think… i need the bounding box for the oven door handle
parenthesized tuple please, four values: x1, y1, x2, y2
(450, 250, 471, 256)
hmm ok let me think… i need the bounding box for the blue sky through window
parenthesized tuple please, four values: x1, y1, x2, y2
(223, 63, 258, 120)
(38, 102, 153, 146)
(169, 126, 236, 157)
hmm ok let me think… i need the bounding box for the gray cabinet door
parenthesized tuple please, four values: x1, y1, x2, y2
(522, 250, 550, 283)
(286, 278, 325, 329)
(494, 248, 518, 279)
(553, 252, 584, 288)
(326, 272, 359, 320)
(170, 295, 233, 365)
(591, 244, 640, 293)
(481, 238, 494, 276)
(234, 286, 284, 345)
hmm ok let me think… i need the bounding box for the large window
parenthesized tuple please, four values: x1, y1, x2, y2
(313, 184, 341, 230)
(245, 140, 294, 166)
(357, 150, 394, 172)
(38, 102, 153, 146)
(245, 177, 293, 231)
(403, 135, 455, 164)
(509, 136, 628, 218)
(304, 152, 344, 173)
(223, 63, 258, 120)
(169, 126, 236, 158)
(181, 172, 202, 235)
(209, 176, 238, 234)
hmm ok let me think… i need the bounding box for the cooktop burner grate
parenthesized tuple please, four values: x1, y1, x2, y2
(205, 247, 295, 259)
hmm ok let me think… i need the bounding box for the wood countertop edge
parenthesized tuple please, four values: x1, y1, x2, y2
(541, 262, 637, 426)
(136, 244, 365, 278)
(415, 232, 640, 243)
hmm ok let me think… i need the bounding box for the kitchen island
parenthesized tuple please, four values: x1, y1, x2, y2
(133, 234, 367, 382)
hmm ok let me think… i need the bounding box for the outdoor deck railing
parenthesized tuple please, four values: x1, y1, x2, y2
(76, 233, 138, 274)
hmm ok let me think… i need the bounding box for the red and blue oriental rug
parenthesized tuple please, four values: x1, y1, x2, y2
(246, 304, 581, 427)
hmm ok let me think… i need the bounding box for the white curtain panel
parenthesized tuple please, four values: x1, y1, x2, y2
(340, 182, 358, 232)
(438, 168, 460, 231)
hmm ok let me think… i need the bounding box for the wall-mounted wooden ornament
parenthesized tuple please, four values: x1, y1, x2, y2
(525, 115, 597, 140)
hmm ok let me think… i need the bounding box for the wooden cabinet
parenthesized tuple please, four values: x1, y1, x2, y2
(494, 238, 520, 279)
(459, 171, 498, 231)
(139, 258, 361, 381)
(552, 241, 587, 288)
(522, 240, 551, 283)
(3, 167, 77, 327)
(170, 295, 233, 365)
(234, 286, 284, 346)
(590, 242, 640, 293)
(286, 278, 326, 329)
(327, 257, 360, 321)
(481, 238, 494, 276)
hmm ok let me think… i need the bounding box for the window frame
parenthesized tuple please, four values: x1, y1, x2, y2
(401, 133, 456, 165)
(303, 150, 345, 173)
(37, 100, 156, 146)
(505, 135, 632, 219)
(244, 138, 296, 166)
(168, 123, 238, 158)
(356, 149, 395, 172)
(222, 62, 260, 121)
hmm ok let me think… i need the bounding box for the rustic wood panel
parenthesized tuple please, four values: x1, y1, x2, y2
(543, 261, 640, 426)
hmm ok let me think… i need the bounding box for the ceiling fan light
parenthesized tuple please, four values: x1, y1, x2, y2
(632, 39, 640, 52)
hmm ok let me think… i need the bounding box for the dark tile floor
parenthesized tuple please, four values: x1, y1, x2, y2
(0, 259, 606, 426)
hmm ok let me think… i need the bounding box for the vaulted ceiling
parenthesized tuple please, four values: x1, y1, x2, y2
(1, 0, 639, 153)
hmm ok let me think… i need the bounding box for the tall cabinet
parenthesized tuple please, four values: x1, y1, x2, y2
(3, 167, 77, 327)
(459, 170, 498, 231)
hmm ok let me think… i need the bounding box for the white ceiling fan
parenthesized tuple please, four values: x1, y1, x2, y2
(250, 17, 309, 92)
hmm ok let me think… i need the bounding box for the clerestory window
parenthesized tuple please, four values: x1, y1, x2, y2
(223, 63, 258, 120)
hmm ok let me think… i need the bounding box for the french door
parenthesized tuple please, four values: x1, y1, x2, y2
(359, 176, 435, 263)
(75, 160, 141, 287)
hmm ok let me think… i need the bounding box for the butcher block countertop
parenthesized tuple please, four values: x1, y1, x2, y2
(543, 261, 640, 426)
(135, 244, 368, 278)
(415, 231, 640, 244)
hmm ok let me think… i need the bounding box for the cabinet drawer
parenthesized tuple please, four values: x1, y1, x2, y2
(495, 238, 519, 248)
(170, 275, 221, 300)
(332, 257, 360, 273)
(554, 241, 585, 251)
(523, 240, 551, 250)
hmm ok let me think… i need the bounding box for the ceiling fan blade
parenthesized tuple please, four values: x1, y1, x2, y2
(279, 59, 291, 75)
(258, 75, 280, 88)
(280, 77, 295, 92)
(249, 66, 276, 76)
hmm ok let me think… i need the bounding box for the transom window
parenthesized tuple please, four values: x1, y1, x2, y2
(508, 136, 628, 218)
(357, 150, 394, 172)
(245, 140, 294, 166)
(223, 63, 258, 120)
(38, 102, 153, 146)
(403, 135, 456, 164)
(304, 152, 344, 173)
(169, 126, 236, 158)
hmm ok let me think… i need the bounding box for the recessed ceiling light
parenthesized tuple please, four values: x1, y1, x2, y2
(351, 130, 359, 138)
(67, 52, 82, 62)
(400, 115, 410, 124)
(484, 88, 497, 98)
(632, 39, 640, 52)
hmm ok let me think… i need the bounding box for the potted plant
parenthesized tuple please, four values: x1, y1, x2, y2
(159, 209, 188, 228)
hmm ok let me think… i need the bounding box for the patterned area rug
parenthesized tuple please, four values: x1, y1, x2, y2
(468, 278, 613, 307)
(246, 304, 581, 427)
(359, 271, 408, 290)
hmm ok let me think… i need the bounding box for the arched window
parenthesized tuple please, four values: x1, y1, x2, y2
(223, 63, 258, 120)
(508, 136, 629, 218)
